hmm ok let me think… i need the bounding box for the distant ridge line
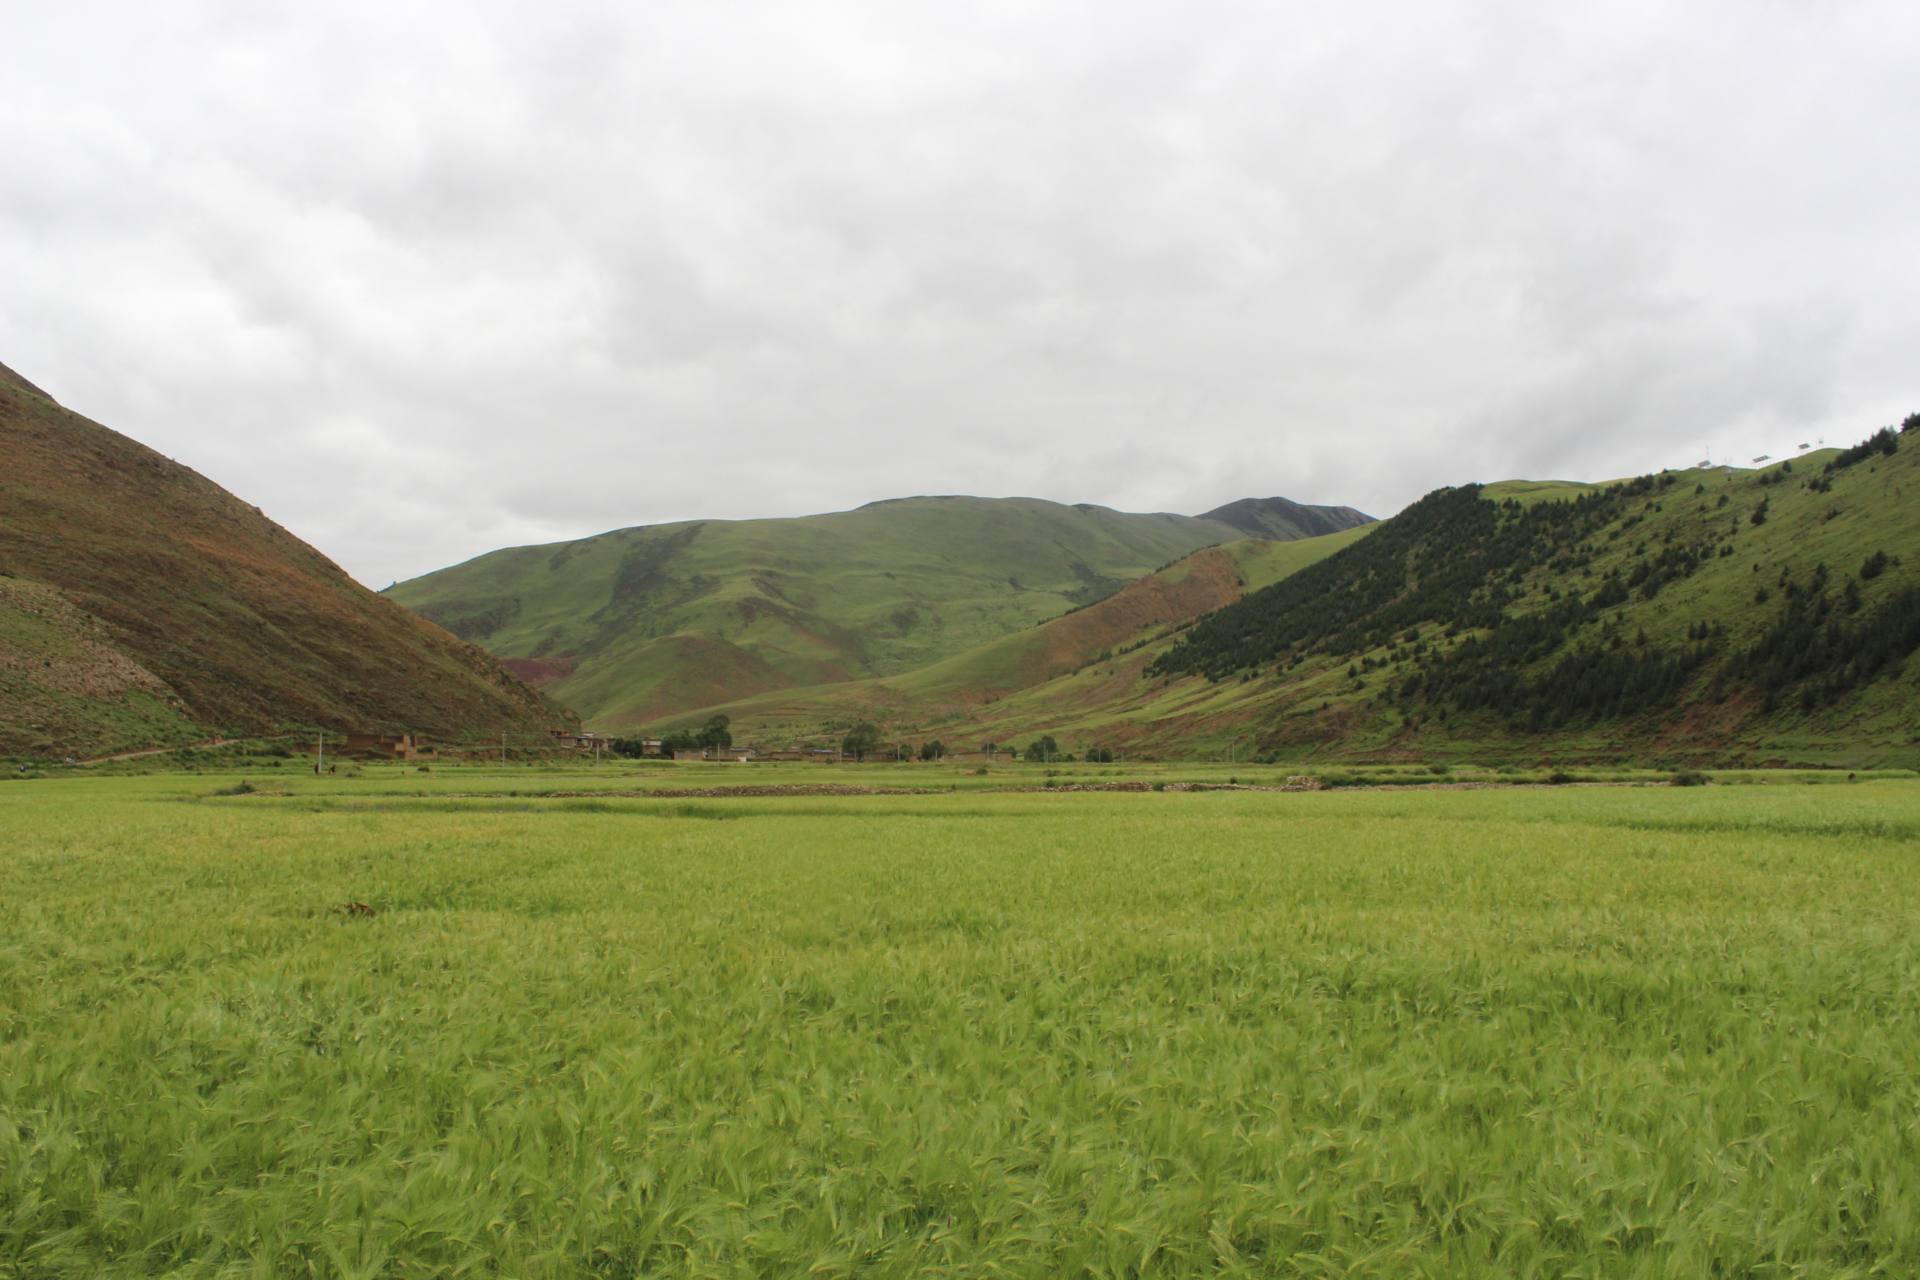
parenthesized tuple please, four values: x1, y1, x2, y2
(1197, 495, 1376, 541)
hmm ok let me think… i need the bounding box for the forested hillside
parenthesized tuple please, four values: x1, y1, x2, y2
(1141, 418, 1920, 759)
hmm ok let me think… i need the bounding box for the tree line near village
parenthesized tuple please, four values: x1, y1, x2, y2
(610, 715, 1108, 763)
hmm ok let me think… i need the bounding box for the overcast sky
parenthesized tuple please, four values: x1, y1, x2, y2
(4, 2, 1916, 587)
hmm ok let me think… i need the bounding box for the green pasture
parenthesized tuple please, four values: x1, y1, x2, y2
(4, 767, 1920, 1276)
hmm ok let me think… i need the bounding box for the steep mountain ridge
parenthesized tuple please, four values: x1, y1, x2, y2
(0, 360, 54, 402)
(0, 365, 565, 757)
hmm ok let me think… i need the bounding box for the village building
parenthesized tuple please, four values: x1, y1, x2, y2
(341, 732, 427, 760)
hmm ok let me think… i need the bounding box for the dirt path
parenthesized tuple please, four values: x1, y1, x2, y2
(438, 778, 1652, 801)
(79, 737, 233, 765)
(446, 781, 1319, 800)
(516, 784, 943, 799)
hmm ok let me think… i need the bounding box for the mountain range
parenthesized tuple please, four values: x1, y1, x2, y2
(655, 429, 1919, 765)
(5, 352, 1915, 766)
(386, 495, 1373, 727)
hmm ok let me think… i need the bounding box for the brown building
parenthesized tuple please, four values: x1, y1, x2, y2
(342, 732, 422, 760)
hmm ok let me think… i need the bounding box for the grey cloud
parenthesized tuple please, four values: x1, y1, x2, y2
(2, 0, 1916, 586)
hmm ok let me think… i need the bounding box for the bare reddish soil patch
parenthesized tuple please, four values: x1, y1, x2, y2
(501, 655, 578, 688)
(1040, 549, 1245, 672)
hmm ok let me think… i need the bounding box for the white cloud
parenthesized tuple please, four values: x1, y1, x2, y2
(3, 0, 1916, 585)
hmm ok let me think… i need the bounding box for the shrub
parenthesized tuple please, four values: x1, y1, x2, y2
(211, 781, 255, 797)
(1829, 428, 1898, 470)
(840, 723, 883, 762)
(1670, 770, 1710, 787)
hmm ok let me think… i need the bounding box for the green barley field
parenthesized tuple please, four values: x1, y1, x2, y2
(5, 763, 1920, 1276)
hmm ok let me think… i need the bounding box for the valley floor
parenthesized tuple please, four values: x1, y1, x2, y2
(4, 763, 1919, 1275)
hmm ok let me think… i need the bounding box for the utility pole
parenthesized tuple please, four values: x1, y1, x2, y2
(315, 729, 324, 775)
(501, 730, 507, 766)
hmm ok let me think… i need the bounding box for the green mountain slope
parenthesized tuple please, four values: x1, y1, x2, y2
(646, 527, 1374, 742)
(676, 422, 1920, 766)
(0, 364, 566, 758)
(389, 496, 1370, 727)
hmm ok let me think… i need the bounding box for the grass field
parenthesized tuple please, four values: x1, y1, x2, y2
(5, 764, 1920, 1275)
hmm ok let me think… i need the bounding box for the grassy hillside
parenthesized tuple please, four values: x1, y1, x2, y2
(677, 423, 1920, 765)
(388, 496, 1368, 727)
(649, 526, 1373, 742)
(0, 364, 565, 758)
